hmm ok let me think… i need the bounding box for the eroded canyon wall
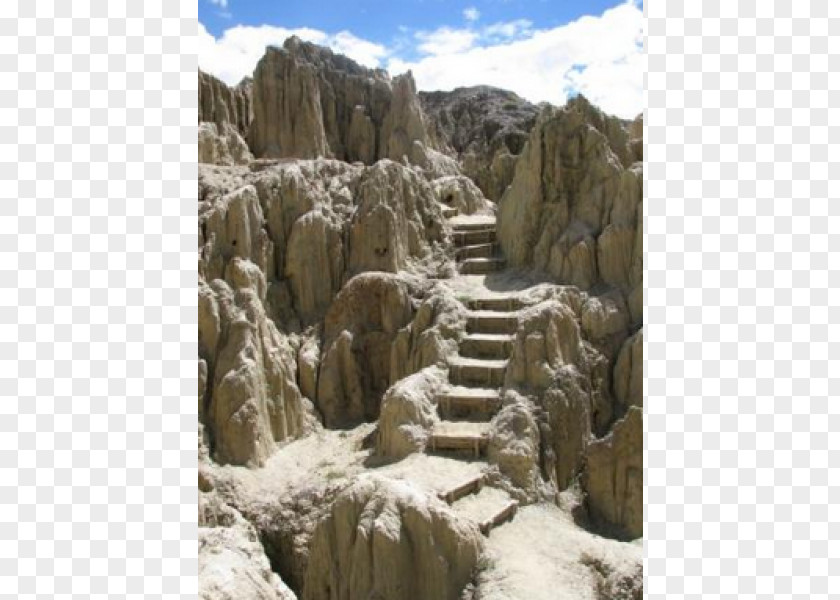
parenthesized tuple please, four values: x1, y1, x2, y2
(248, 37, 430, 164)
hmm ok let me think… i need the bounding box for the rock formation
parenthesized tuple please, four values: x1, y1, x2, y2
(317, 273, 415, 428)
(249, 37, 430, 164)
(613, 328, 643, 410)
(377, 366, 447, 458)
(199, 70, 254, 166)
(497, 96, 643, 325)
(198, 276, 319, 467)
(584, 406, 643, 539)
(421, 86, 540, 202)
(302, 476, 484, 600)
(199, 483, 298, 600)
(199, 69, 252, 136)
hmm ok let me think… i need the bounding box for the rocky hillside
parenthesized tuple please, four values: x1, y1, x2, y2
(198, 38, 643, 600)
(420, 86, 540, 201)
(249, 37, 429, 165)
(498, 95, 644, 324)
(198, 70, 254, 166)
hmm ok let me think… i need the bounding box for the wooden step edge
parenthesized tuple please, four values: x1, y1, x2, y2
(428, 432, 489, 458)
(479, 500, 519, 535)
(437, 473, 487, 504)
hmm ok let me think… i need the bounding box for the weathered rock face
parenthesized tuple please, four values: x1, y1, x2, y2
(432, 175, 494, 216)
(487, 399, 541, 492)
(199, 69, 252, 136)
(420, 86, 540, 201)
(199, 489, 298, 600)
(249, 37, 430, 164)
(503, 294, 597, 489)
(346, 161, 446, 275)
(501, 286, 639, 492)
(199, 70, 254, 166)
(317, 273, 415, 428)
(302, 476, 484, 600)
(581, 552, 643, 600)
(200, 159, 455, 329)
(390, 283, 467, 383)
(613, 328, 643, 411)
(377, 367, 447, 459)
(198, 277, 319, 467)
(497, 96, 643, 324)
(199, 122, 254, 166)
(505, 298, 584, 391)
(584, 406, 643, 539)
(198, 157, 484, 451)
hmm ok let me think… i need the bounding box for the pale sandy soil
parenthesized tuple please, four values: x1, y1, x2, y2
(213, 424, 375, 497)
(214, 423, 488, 499)
(477, 503, 642, 600)
(451, 485, 512, 523)
(448, 214, 498, 227)
(443, 272, 544, 298)
(433, 420, 491, 436)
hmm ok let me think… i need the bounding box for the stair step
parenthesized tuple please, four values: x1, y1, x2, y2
(450, 217, 497, 232)
(479, 500, 519, 535)
(428, 421, 490, 458)
(453, 229, 496, 246)
(437, 387, 501, 420)
(467, 311, 519, 335)
(449, 357, 508, 388)
(460, 257, 505, 274)
(459, 333, 514, 360)
(437, 473, 487, 504)
(456, 243, 496, 260)
(467, 296, 525, 312)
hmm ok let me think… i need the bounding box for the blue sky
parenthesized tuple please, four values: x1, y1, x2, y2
(198, 0, 644, 117)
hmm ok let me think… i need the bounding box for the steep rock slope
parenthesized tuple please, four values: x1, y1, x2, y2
(584, 406, 643, 540)
(249, 37, 429, 164)
(497, 96, 643, 325)
(199, 69, 252, 135)
(199, 70, 254, 166)
(421, 86, 540, 202)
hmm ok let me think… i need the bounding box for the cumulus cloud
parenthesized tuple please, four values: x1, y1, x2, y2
(463, 7, 480, 22)
(415, 27, 478, 56)
(482, 19, 533, 40)
(198, 22, 387, 85)
(389, 1, 644, 118)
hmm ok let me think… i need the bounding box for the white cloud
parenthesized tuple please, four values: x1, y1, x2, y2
(208, 0, 228, 8)
(415, 27, 478, 56)
(198, 23, 387, 85)
(482, 19, 532, 40)
(389, 1, 644, 118)
(329, 31, 390, 68)
(463, 7, 480, 22)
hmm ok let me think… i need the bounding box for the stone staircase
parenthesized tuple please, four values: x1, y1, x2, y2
(449, 215, 506, 275)
(425, 209, 526, 535)
(436, 473, 519, 536)
(429, 297, 521, 457)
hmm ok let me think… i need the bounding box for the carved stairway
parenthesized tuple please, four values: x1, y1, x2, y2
(425, 209, 525, 535)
